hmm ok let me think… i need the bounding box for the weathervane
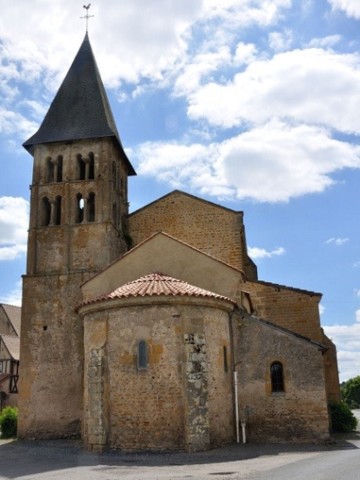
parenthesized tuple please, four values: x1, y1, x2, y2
(81, 4, 94, 33)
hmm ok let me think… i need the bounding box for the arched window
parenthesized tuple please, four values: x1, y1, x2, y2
(46, 157, 54, 183)
(271, 362, 284, 392)
(55, 196, 62, 225)
(75, 193, 84, 223)
(77, 154, 86, 180)
(138, 340, 148, 370)
(88, 152, 95, 180)
(41, 197, 51, 226)
(87, 192, 95, 222)
(56, 155, 63, 182)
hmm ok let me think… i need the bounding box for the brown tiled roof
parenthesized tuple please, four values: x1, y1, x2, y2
(0, 335, 20, 360)
(2, 304, 21, 337)
(82, 273, 236, 307)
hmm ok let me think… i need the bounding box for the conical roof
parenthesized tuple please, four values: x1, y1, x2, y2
(82, 272, 236, 306)
(23, 33, 135, 175)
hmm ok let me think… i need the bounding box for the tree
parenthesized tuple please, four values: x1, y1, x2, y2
(341, 375, 360, 408)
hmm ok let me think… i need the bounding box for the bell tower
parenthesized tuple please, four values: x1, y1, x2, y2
(18, 34, 135, 438)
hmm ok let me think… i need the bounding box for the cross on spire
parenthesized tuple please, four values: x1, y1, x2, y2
(81, 4, 94, 33)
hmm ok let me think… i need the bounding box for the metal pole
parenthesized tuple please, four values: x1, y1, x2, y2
(234, 370, 240, 443)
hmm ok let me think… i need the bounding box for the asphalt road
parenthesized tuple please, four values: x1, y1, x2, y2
(0, 434, 359, 480)
(0, 412, 359, 480)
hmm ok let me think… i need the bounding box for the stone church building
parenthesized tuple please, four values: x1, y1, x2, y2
(18, 34, 340, 452)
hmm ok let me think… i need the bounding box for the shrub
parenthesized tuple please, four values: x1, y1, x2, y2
(0, 406, 18, 438)
(329, 402, 358, 433)
(341, 376, 360, 409)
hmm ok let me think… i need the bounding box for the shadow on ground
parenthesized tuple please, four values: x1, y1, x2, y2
(0, 433, 358, 479)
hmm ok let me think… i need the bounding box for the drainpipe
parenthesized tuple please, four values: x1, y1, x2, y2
(234, 370, 240, 443)
(241, 419, 247, 444)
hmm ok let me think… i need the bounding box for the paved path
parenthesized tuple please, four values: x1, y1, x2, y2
(0, 431, 359, 480)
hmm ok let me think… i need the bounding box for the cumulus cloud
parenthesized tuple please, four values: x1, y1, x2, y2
(308, 34, 342, 48)
(187, 48, 360, 133)
(0, 197, 29, 261)
(324, 311, 360, 381)
(328, 0, 360, 19)
(268, 30, 293, 52)
(0, 281, 22, 307)
(135, 121, 360, 202)
(248, 246, 285, 260)
(326, 237, 350, 246)
(202, 0, 291, 27)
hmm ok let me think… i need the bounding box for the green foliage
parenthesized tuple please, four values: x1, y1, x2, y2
(329, 402, 358, 433)
(0, 406, 18, 438)
(341, 375, 360, 408)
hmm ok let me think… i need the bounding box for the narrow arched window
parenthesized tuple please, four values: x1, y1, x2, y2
(55, 196, 62, 225)
(87, 192, 95, 222)
(271, 361, 284, 392)
(88, 152, 95, 180)
(46, 157, 54, 183)
(77, 154, 86, 180)
(75, 193, 84, 223)
(41, 197, 51, 226)
(138, 340, 148, 370)
(56, 155, 63, 182)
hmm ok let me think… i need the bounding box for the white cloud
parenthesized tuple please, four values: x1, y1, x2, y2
(0, 107, 38, 138)
(186, 48, 360, 134)
(308, 34, 342, 48)
(248, 246, 285, 259)
(0, 197, 29, 261)
(174, 47, 232, 97)
(268, 30, 293, 52)
(0, 281, 22, 307)
(324, 312, 360, 381)
(326, 237, 350, 246)
(328, 0, 360, 19)
(319, 304, 325, 315)
(354, 289, 360, 298)
(136, 120, 360, 203)
(233, 42, 258, 66)
(202, 0, 292, 27)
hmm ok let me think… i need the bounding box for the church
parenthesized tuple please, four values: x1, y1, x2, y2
(18, 33, 340, 452)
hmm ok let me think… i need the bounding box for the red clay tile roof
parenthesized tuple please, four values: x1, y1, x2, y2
(82, 273, 236, 307)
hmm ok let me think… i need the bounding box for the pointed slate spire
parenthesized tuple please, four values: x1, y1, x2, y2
(23, 33, 135, 175)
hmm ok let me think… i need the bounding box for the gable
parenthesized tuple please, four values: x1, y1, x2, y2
(0, 305, 21, 337)
(128, 190, 250, 273)
(81, 232, 244, 303)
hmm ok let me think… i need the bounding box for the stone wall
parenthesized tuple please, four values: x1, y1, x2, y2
(233, 311, 330, 442)
(321, 332, 341, 403)
(18, 273, 88, 438)
(129, 191, 247, 272)
(19, 136, 130, 439)
(245, 281, 323, 342)
(81, 296, 234, 451)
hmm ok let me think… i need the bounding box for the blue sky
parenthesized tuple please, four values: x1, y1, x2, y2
(0, 0, 359, 381)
